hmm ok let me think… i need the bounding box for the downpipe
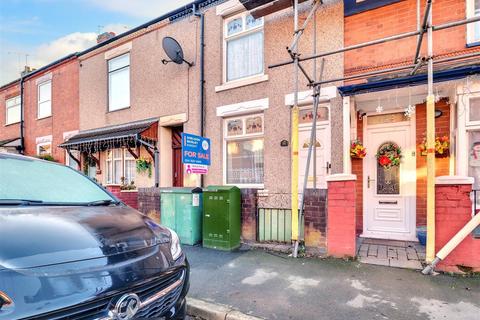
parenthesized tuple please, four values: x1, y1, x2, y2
(422, 212, 480, 275)
(194, 4, 205, 188)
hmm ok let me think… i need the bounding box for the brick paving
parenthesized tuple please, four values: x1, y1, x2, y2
(357, 238, 425, 270)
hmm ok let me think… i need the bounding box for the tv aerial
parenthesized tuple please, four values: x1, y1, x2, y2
(161, 37, 193, 67)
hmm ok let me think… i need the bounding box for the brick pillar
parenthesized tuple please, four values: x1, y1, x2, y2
(435, 176, 480, 273)
(241, 189, 257, 242)
(304, 189, 327, 249)
(326, 174, 357, 258)
(138, 187, 161, 223)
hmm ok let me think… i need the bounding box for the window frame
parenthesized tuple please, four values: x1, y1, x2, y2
(223, 11, 264, 84)
(105, 148, 137, 185)
(37, 142, 52, 156)
(65, 150, 80, 171)
(123, 149, 136, 184)
(37, 80, 52, 119)
(107, 53, 131, 112)
(466, 93, 480, 126)
(5, 95, 21, 125)
(466, 0, 480, 45)
(223, 113, 265, 188)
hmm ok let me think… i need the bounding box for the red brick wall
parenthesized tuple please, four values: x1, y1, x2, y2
(241, 189, 257, 242)
(416, 99, 451, 227)
(0, 82, 21, 144)
(327, 178, 357, 257)
(435, 183, 480, 273)
(304, 189, 327, 248)
(22, 58, 79, 163)
(352, 113, 364, 234)
(345, 0, 479, 76)
(107, 185, 139, 210)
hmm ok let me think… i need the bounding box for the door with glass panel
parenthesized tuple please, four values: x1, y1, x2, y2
(364, 115, 416, 241)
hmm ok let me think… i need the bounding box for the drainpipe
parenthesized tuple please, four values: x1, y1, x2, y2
(194, 4, 205, 187)
(19, 76, 25, 154)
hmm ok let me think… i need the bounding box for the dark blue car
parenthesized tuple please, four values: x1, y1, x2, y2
(0, 153, 189, 320)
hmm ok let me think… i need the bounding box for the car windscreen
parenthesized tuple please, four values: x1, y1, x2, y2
(0, 155, 115, 204)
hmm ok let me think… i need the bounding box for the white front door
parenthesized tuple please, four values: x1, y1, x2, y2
(299, 126, 330, 192)
(363, 119, 416, 241)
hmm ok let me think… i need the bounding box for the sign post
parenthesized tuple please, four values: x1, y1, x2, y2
(181, 133, 211, 175)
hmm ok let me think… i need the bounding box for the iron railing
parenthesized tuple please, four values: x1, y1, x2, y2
(257, 208, 293, 243)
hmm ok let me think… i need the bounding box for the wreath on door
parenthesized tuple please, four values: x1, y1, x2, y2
(376, 142, 402, 168)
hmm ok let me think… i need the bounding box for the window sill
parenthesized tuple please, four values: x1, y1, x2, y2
(108, 106, 131, 113)
(215, 74, 268, 93)
(5, 121, 20, 127)
(225, 183, 265, 189)
(37, 115, 52, 120)
(466, 41, 480, 48)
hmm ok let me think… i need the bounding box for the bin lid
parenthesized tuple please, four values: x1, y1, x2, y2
(160, 187, 203, 194)
(204, 185, 240, 192)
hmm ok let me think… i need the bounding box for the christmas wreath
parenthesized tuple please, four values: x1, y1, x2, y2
(376, 142, 402, 168)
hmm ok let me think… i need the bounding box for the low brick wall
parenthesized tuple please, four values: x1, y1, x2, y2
(106, 185, 138, 210)
(138, 187, 161, 223)
(241, 189, 257, 242)
(435, 177, 480, 273)
(304, 189, 327, 249)
(326, 174, 357, 258)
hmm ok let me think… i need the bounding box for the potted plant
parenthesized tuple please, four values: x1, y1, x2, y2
(418, 135, 450, 158)
(136, 157, 152, 177)
(120, 177, 136, 190)
(350, 139, 366, 159)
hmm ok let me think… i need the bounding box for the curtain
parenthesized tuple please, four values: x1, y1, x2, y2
(227, 31, 263, 81)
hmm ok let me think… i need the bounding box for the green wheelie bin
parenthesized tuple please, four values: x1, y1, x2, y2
(160, 187, 203, 245)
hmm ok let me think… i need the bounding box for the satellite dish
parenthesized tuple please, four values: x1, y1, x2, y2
(162, 37, 193, 67)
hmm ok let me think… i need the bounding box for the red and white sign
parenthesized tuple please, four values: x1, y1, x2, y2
(185, 164, 208, 175)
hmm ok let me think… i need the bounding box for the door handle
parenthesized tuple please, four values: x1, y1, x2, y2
(326, 161, 331, 175)
(368, 175, 375, 188)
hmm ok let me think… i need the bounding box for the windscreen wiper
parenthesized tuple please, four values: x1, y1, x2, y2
(0, 199, 44, 206)
(86, 199, 120, 206)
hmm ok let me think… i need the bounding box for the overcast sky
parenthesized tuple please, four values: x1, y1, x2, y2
(0, 0, 192, 86)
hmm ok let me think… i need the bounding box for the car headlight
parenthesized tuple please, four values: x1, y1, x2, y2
(168, 228, 182, 260)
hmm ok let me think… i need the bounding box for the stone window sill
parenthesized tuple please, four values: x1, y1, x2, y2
(215, 74, 269, 93)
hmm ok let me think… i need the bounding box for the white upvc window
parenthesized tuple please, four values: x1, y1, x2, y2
(37, 142, 52, 156)
(224, 12, 264, 83)
(6, 95, 21, 125)
(105, 148, 136, 185)
(108, 53, 130, 111)
(467, 0, 480, 44)
(38, 80, 52, 119)
(223, 113, 264, 187)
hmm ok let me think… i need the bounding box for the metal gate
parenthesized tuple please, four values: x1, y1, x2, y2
(257, 208, 304, 243)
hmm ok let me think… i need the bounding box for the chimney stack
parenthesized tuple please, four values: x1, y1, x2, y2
(97, 32, 116, 44)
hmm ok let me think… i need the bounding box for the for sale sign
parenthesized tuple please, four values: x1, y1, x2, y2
(181, 133, 211, 166)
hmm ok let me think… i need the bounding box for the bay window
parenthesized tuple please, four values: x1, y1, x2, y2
(224, 114, 264, 186)
(108, 53, 130, 111)
(224, 12, 264, 82)
(38, 80, 52, 119)
(105, 148, 136, 185)
(6, 95, 21, 125)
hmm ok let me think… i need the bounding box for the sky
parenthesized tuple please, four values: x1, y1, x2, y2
(0, 0, 192, 86)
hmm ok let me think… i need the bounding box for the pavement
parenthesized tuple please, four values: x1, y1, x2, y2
(184, 245, 480, 320)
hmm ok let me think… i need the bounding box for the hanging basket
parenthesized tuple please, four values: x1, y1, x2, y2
(376, 142, 402, 168)
(350, 139, 366, 159)
(418, 136, 450, 158)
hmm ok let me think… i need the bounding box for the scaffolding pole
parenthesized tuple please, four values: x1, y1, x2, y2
(425, 3, 436, 263)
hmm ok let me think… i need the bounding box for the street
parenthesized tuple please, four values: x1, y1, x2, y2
(184, 246, 480, 320)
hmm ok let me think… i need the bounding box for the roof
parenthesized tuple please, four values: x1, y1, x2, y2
(0, 138, 21, 148)
(58, 118, 159, 150)
(338, 64, 480, 96)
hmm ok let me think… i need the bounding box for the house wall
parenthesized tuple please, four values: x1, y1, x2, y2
(0, 82, 21, 145)
(203, 1, 344, 209)
(344, 0, 478, 76)
(78, 1, 345, 206)
(22, 58, 79, 163)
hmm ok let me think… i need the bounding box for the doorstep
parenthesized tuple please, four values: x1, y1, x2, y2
(357, 238, 425, 270)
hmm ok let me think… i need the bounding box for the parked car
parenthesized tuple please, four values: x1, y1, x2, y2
(0, 153, 189, 320)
